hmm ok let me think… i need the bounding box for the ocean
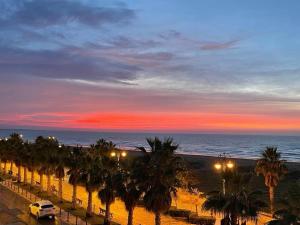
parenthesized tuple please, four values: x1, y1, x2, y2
(0, 129, 299, 162)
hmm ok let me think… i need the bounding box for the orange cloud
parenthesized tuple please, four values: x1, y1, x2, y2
(2, 112, 300, 133)
(69, 112, 300, 132)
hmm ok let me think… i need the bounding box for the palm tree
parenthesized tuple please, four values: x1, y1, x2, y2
(136, 137, 186, 225)
(80, 151, 103, 217)
(98, 168, 118, 225)
(115, 164, 142, 225)
(92, 138, 120, 225)
(255, 147, 288, 214)
(203, 173, 267, 225)
(21, 142, 31, 184)
(94, 139, 116, 157)
(34, 136, 59, 194)
(34, 136, 47, 189)
(0, 138, 9, 175)
(54, 145, 67, 202)
(26, 143, 38, 187)
(67, 145, 85, 209)
(7, 133, 24, 182)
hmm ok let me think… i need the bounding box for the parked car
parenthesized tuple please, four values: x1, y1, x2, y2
(29, 200, 55, 219)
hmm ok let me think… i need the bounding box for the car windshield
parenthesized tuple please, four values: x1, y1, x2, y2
(41, 204, 54, 209)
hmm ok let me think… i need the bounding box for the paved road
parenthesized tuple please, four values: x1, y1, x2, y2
(0, 185, 68, 225)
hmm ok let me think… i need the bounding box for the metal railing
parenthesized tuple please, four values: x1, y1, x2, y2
(1, 179, 89, 225)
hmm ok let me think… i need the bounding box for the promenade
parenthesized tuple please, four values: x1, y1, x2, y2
(1, 164, 273, 225)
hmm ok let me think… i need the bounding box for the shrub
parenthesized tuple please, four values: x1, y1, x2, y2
(166, 207, 192, 218)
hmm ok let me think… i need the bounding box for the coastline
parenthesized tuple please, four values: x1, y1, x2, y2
(1, 129, 300, 162)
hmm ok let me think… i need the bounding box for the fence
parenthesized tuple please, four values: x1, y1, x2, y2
(0, 179, 89, 225)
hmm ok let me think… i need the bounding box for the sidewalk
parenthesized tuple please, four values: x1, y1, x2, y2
(0, 179, 88, 225)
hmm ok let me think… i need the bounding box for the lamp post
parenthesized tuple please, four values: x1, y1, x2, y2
(214, 153, 235, 195)
(110, 150, 127, 168)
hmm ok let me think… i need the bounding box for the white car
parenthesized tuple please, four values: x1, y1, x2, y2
(29, 200, 55, 219)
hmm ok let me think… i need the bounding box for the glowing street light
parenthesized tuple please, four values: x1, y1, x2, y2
(110, 150, 127, 168)
(214, 153, 236, 195)
(214, 163, 222, 170)
(227, 161, 234, 169)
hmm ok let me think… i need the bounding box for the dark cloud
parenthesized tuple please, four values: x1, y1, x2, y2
(108, 36, 159, 49)
(158, 30, 182, 40)
(0, 46, 140, 82)
(0, 0, 135, 28)
(200, 39, 240, 51)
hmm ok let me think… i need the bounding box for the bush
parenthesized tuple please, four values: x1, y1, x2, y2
(188, 214, 216, 225)
(166, 207, 192, 218)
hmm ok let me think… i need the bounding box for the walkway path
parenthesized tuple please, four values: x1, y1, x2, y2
(0, 182, 69, 225)
(0, 180, 86, 225)
(1, 164, 273, 225)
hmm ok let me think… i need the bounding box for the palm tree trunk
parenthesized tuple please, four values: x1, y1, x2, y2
(127, 207, 134, 225)
(72, 184, 77, 209)
(230, 214, 237, 225)
(104, 202, 111, 225)
(47, 174, 51, 195)
(31, 170, 34, 186)
(155, 212, 161, 225)
(39, 174, 44, 190)
(17, 166, 21, 182)
(269, 186, 275, 214)
(3, 162, 7, 174)
(23, 167, 27, 183)
(58, 177, 63, 202)
(87, 190, 93, 217)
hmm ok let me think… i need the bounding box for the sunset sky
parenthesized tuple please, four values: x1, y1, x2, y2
(0, 0, 300, 134)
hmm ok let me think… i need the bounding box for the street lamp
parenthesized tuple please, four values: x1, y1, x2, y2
(110, 150, 127, 168)
(214, 153, 235, 195)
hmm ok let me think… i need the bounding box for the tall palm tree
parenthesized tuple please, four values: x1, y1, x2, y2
(7, 133, 24, 182)
(80, 151, 103, 217)
(98, 168, 118, 225)
(54, 145, 68, 202)
(94, 138, 119, 225)
(21, 142, 31, 184)
(67, 145, 85, 209)
(94, 139, 116, 157)
(34, 136, 58, 194)
(27, 143, 38, 187)
(255, 147, 288, 214)
(0, 138, 9, 175)
(203, 173, 267, 225)
(115, 164, 142, 225)
(136, 137, 186, 225)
